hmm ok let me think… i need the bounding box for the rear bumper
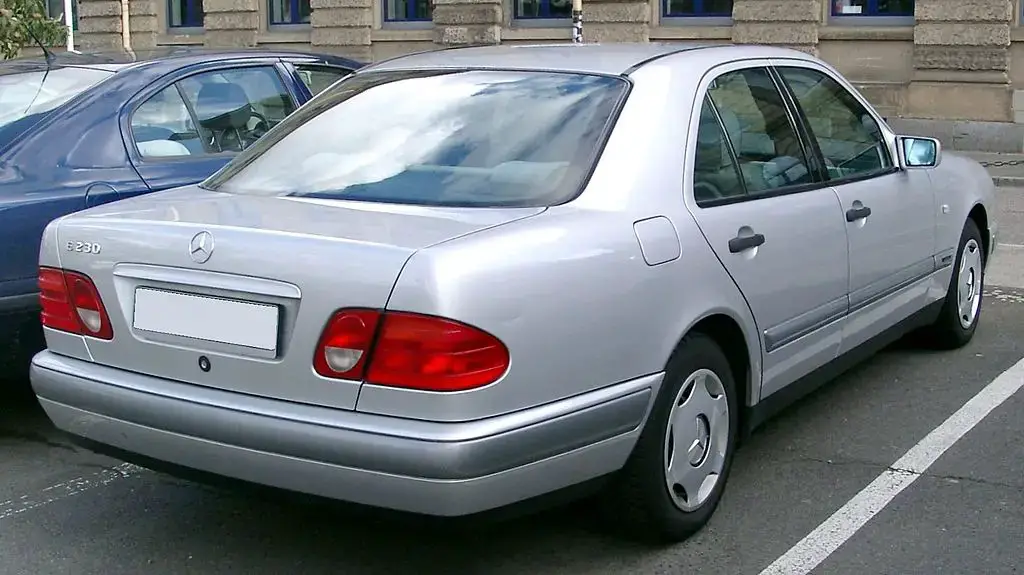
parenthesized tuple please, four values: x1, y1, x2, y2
(30, 350, 658, 516)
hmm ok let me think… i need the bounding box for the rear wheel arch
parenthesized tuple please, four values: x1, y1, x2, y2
(675, 313, 754, 423)
(967, 203, 989, 265)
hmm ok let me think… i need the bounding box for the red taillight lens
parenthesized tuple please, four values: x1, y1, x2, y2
(38, 267, 113, 340)
(312, 308, 510, 392)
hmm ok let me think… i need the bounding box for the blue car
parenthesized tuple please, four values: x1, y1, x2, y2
(0, 48, 362, 372)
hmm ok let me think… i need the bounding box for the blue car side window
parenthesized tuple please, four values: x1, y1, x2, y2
(130, 86, 203, 158)
(178, 67, 297, 154)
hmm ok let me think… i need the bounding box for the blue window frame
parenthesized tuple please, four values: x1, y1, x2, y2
(384, 0, 432, 21)
(831, 0, 913, 17)
(515, 0, 571, 19)
(663, 0, 732, 18)
(168, 0, 204, 28)
(269, 0, 312, 25)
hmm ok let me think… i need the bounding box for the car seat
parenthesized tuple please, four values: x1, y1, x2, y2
(195, 83, 253, 153)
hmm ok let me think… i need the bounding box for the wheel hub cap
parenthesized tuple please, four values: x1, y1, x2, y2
(663, 368, 730, 512)
(957, 238, 983, 330)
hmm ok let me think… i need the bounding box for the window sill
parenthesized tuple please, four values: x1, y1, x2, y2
(379, 20, 433, 32)
(510, 17, 571, 29)
(157, 32, 204, 46)
(818, 25, 913, 41)
(650, 25, 731, 40)
(659, 16, 732, 27)
(257, 29, 311, 44)
(502, 26, 572, 41)
(373, 28, 433, 41)
(827, 15, 915, 27)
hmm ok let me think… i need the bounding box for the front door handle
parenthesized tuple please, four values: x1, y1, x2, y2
(846, 205, 872, 222)
(728, 232, 766, 253)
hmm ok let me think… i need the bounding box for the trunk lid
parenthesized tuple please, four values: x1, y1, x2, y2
(54, 185, 544, 410)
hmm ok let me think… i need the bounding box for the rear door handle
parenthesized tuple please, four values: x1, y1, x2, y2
(846, 205, 872, 222)
(728, 232, 766, 253)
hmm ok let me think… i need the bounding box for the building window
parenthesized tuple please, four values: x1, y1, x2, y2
(45, 0, 78, 30)
(269, 0, 312, 25)
(515, 0, 571, 19)
(168, 0, 204, 28)
(831, 0, 913, 17)
(663, 0, 732, 17)
(384, 0, 432, 21)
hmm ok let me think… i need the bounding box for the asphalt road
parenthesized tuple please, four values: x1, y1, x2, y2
(3, 189, 1024, 575)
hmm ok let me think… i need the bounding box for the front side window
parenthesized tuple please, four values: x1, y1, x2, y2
(204, 69, 629, 208)
(706, 67, 814, 195)
(775, 66, 892, 181)
(269, 0, 311, 25)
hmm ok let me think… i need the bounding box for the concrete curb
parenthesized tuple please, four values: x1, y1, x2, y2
(992, 176, 1024, 187)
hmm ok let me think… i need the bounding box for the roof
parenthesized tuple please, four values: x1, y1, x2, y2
(365, 42, 715, 76)
(0, 47, 363, 74)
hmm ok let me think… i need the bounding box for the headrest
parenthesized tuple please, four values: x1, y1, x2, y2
(195, 83, 251, 131)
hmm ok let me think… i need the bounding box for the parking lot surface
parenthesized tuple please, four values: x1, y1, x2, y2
(3, 188, 1024, 575)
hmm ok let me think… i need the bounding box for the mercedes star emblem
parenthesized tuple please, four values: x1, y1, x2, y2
(189, 231, 215, 264)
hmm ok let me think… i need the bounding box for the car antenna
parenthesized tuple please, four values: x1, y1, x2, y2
(22, 20, 56, 66)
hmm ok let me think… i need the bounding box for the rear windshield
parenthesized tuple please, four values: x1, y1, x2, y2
(0, 66, 113, 130)
(202, 69, 629, 207)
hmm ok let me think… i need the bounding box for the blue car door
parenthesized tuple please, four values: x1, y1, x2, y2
(124, 60, 306, 196)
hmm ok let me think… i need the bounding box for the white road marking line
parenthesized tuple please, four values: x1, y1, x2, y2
(759, 355, 1024, 575)
(0, 463, 144, 522)
(998, 243, 1024, 250)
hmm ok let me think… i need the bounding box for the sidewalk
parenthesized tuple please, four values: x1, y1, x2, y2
(957, 151, 1024, 187)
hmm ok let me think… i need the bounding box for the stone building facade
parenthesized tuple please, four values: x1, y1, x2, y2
(69, 0, 1024, 150)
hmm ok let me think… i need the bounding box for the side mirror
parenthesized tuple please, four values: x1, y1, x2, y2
(896, 135, 941, 169)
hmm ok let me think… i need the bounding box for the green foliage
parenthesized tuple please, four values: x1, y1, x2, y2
(0, 0, 68, 60)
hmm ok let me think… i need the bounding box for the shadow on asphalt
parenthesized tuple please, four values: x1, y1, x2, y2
(0, 329, 957, 563)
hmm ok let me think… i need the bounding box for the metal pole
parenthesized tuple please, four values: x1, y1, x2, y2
(63, 0, 74, 51)
(571, 0, 582, 43)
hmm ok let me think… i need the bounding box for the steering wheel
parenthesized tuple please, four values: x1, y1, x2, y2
(245, 110, 271, 143)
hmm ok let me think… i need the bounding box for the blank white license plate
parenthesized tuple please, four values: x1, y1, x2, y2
(133, 288, 280, 351)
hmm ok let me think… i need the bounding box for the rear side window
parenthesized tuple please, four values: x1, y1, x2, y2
(131, 66, 297, 159)
(693, 95, 746, 206)
(707, 67, 814, 195)
(204, 69, 629, 208)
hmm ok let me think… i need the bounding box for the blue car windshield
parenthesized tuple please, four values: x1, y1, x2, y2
(0, 66, 113, 131)
(203, 69, 629, 208)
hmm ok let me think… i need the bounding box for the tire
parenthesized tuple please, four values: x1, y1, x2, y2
(600, 332, 739, 544)
(925, 218, 985, 349)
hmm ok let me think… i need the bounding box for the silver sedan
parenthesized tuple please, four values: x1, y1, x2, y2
(30, 43, 997, 543)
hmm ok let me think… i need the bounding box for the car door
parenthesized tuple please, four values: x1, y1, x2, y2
(686, 62, 851, 399)
(124, 61, 302, 196)
(772, 63, 937, 354)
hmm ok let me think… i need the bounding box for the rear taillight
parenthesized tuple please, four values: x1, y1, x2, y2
(313, 308, 510, 392)
(38, 267, 113, 340)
